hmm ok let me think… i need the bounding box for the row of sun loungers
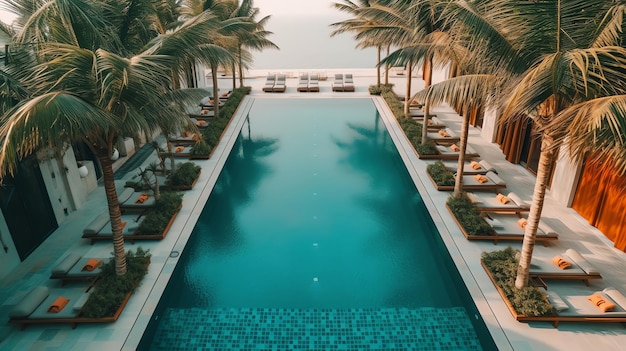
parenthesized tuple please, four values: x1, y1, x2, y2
(296, 73, 320, 92)
(262, 74, 286, 93)
(331, 73, 355, 92)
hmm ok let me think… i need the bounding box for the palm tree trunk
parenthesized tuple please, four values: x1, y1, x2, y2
(515, 137, 555, 289)
(211, 63, 220, 117)
(238, 45, 245, 87)
(424, 56, 433, 88)
(98, 152, 127, 276)
(453, 105, 471, 198)
(404, 60, 413, 116)
(384, 45, 390, 85)
(231, 61, 236, 90)
(377, 46, 381, 86)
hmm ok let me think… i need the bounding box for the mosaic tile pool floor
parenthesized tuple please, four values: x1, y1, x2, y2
(150, 307, 482, 351)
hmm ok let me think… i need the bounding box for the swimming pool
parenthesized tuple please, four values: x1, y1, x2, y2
(138, 98, 496, 350)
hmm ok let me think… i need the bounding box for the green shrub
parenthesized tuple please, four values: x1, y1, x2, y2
(198, 86, 250, 154)
(481, 248, 554, 316)
(427, 160, 455, 186)
(80, 248, 151, 318)
(136, 191, 183, 234)
(190, 140, 211, 156)
(368, 85, 382, 95)
(167, 162, 201, 187)
(446, 195, 494, 236)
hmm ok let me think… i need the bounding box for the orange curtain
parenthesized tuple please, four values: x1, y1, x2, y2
(497, 116, 527, 163)
(572, 158, 626, 251)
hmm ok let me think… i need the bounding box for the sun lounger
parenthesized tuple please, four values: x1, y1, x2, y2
(118, 188, 156, 209)
(466, 191, 530, 213)
(262, 74, 276, 92)
(8, 285, 90, 329)
(444, 159, 497, 175)
(199, 96, 224, 109)
(297, 73, 309, 92)
(308, 74, 320, 92)
(218, 90, 232, 101)
(342, 73, 355, 92)
(479, 212, 559, 244)
(190, 117, 209, 128)
(417, 144, 480, 160)
(529, 248, 602, 285)
(81, 211, 149, 244)
(169, 145, 194, 158)
(427, 127, 460, 145)
(425, 116, 447, 130)
(430, 171, 506, 191)
(50, 253, 106, 283)
(272, 74, 286, 93)
(168, 133, 199, 145)
(332, 73, 343, 92)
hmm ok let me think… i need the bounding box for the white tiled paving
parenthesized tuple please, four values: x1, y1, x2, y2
(1, 69, 625, 351)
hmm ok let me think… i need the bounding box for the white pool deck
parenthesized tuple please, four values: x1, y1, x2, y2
(1, 68, 625, 351)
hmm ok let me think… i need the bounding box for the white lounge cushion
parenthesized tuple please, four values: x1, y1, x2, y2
(466, 192, 482, 204)
(486, 171, 505, 186)
(51, 253, 82, 275)
(604, 287, 626, 309)
(478, 160, 495, 172)
(565, 249, 599, 275)
(83, 212, 110, 235)
(9, 286, 49, 318)
(485, 216, 504, 229)
(118, 187, 135, 204)
(546, 290, 569, 312)
(508, 192, 530, 209)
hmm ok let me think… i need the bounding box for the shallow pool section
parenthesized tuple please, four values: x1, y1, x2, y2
(139, 98, 495, 350)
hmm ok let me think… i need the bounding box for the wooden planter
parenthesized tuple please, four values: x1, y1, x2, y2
(445, 203, 499, 243)
(481, 260, 559, 327)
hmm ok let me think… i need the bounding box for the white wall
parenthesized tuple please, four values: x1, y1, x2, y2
(551, 144, 582, 207)
(481, 106, 499, 142)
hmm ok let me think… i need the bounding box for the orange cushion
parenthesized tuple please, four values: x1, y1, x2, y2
(120, 221, 127, 229)
(496, 193, 510, 204)
(175, 146, 185, 153)
(438, 129, 450, 137)
(135, 193, 149, 204)
(517, 218, 527, 229)
(197, 120, 207, 126)
(48, 296, 69, 313)
(588, 293, 615, 312)
(551, 255, 571, 270)
(82, 258, 103, 271)
(474, 174, 488, 183)
(450, 144, 460, 152)
(470, 161, 481, 170)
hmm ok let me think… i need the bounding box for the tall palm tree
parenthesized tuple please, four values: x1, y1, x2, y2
(230, 0, 278, 88)
(414, 0, 626, 289)
(0, 0, 233, 275)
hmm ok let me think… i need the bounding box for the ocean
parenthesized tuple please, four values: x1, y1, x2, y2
(250, 13, 378, 70)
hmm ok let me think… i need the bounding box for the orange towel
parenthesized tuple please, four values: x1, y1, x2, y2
(551, 255, 571, 270)
(48, 296, 70, 313)
(450, 144, 460, 152)
(181, 131, 189, 137)
(121, 221, 127, 229)
(470, 161, 481, 170)
(82, 258, 103, 271)
(588, 293, 615, 312)
(197, 120, 207, 126)
(496, 193, 510, 204)
(200, 109, 210, 115)
(175, 146, 185, 153)
(517, 218, 527, 229)
(474, 174, 488, 184)
(438, 129, 450, 137)
(221, 92, 229, 97)
(135, 193, 149, 204)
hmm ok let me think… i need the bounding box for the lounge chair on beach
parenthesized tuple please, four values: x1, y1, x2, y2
(262, 74, 276, 92)
(50, 253, 106, 283)
(427, 127, 460, 145)
(332, 74, 343, 92)
(297, 73, 309, 92)
(529, 248, 602, 285)
(429, 171, 506, 191)
(308, 74, 320, 92)
(118, 188, 156, 209)
(273, 74, 286, 93)
(466, 191, 530, 213)
(417, 143, 480, 160)
(425, 116, 447, 130)
(443, 159, 497, 175)
(343, 73, 355, 92)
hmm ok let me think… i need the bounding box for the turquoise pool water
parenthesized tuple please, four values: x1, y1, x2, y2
(138, 98, 496, 350)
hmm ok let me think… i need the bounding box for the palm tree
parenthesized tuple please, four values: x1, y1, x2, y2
(414, 1, 626, 289)
(230, 0, 279, 88)
(0, 0, 234, 276)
